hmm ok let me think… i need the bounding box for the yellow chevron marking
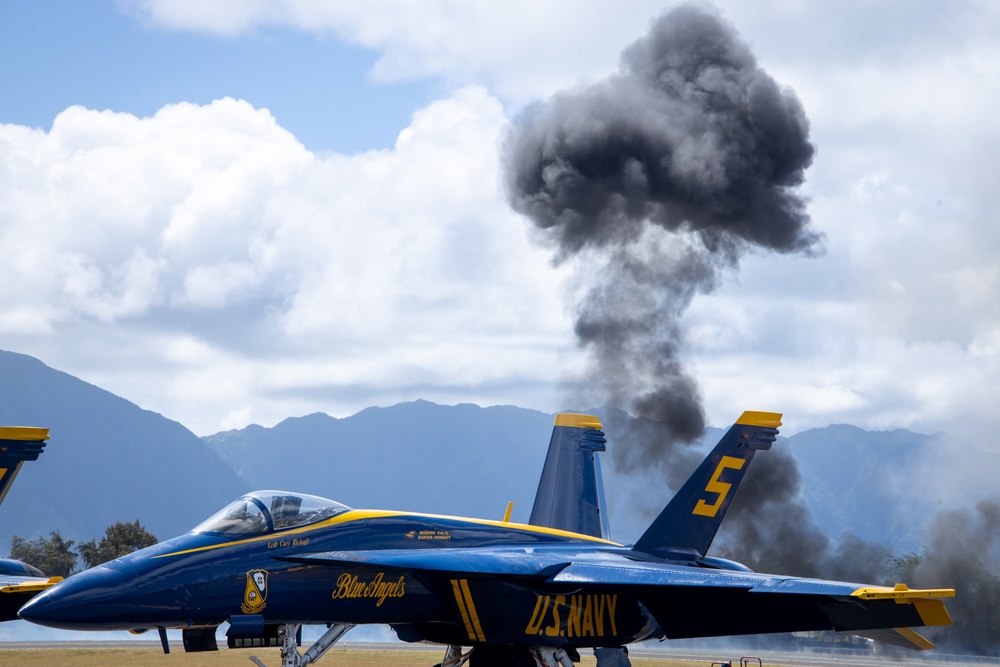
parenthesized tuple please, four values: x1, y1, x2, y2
(459, 579, 486, 641)
(451, 579, 486, 641)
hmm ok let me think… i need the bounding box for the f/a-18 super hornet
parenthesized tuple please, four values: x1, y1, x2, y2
(19, 412, 954, 667)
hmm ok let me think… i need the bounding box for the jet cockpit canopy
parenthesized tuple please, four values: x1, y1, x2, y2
(193, 490, 350, 537)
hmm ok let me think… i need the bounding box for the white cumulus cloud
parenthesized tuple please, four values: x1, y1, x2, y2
(4, 0, 1000, 448)
(1, 88, 572, 433)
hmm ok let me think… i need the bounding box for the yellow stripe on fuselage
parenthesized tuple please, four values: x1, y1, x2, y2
(451, 579, 487, 641)
(460, 579, 486, 641)
(155, 509, 621, 559)
(451, 580, 478, 640)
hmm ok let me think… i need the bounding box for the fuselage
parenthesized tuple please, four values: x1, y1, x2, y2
(19, 493, 664, 648)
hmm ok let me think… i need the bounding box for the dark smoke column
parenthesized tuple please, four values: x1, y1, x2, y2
(504, 5, 819, 480)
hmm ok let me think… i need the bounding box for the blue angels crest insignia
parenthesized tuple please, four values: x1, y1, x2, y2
(242, 569, 268, 614)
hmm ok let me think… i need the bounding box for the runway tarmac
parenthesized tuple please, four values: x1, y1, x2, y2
(0, 641, 994, 667)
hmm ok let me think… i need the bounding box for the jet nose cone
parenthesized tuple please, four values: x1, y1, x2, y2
(19, 565, 136, 630)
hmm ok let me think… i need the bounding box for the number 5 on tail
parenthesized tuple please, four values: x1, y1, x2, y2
(692, 456, 746, 518)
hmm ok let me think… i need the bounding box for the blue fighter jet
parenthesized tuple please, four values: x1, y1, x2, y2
(0, 426, 65, 621)
(19, 412, 954, 667)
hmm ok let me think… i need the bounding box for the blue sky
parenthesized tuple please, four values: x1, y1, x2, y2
(0, 1, 435, 153)
(1, 0, 998, 450)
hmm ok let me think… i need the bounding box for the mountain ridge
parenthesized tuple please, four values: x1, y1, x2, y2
(3, 349, 992, 560)
(0, 349, 248, 550)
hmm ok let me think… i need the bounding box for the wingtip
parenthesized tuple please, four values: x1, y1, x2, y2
(852, 585, 955, 628)
(851, 584, 956, 600)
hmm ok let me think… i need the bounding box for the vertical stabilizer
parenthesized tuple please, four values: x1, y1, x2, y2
(632, 411, 781, 559)
(0, 427, 49, 507)
(529, 413, 610, 539)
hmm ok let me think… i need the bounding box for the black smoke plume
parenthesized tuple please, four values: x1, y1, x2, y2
(503, 7, 991, 653)
(715, 447, 893, 583)
(504, 1, 896, 604)
(911, 498, 1000, 654)
(504, 7, 817, 487)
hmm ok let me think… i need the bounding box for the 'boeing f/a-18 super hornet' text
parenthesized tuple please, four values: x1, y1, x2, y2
(19, 412, 954, 667)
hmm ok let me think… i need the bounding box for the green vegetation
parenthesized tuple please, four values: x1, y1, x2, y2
(78, 520, 158, 569)
(9, 531, 77, 578)
(9, 520, 157, 576)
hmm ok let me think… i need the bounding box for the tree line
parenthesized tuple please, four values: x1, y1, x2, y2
(8, 520, 157, 577)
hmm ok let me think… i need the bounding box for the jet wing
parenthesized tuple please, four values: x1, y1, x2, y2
(281, 547, 952, 648)
(0, 576, 62, 623)
(0, 576, 63, 594)
(554, 560, 952, 646)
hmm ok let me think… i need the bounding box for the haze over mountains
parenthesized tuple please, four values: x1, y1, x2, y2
(0, 350, 246, 550)
(1, 348, 993, 560)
